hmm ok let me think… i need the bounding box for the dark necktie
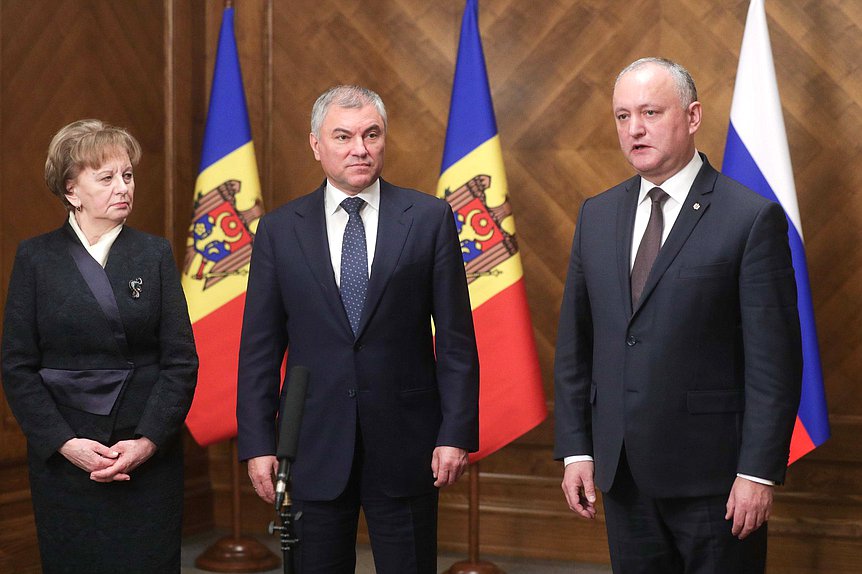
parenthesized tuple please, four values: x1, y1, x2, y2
(339, 196, 368, 335)
(631, 187, 669, 307)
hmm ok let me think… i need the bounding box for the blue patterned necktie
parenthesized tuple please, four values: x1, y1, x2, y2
(339, 196, 368, 335)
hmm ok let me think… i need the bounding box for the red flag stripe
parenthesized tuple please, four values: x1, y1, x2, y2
(787, 416, 816, 465)
(469, 278, 547, 461)
(184, 293, 246, 445)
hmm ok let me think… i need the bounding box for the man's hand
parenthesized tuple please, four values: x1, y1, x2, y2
(725, 476, 773, 539)
(89, 437, 157, 483)
(562, 461, 597, 519)
(431, 446, 469, 487)
(59, 438, 119, 473)
(248, 455, 279, 504)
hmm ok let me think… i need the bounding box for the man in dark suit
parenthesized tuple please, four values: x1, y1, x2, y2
(236, 85, 479, 574)
(554, 58, 802, 573)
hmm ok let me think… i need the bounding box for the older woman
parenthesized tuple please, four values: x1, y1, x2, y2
(1, 119, 198, 573)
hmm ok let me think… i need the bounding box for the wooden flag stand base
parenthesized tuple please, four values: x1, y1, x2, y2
(196, 439, 280, 572)
(445, 462, 505, 574)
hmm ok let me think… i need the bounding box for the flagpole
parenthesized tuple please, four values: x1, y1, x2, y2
(183, 0, 275, 568)
(195, 438, 280, 571)
(441, 1, 545, 571)
(446, 461, 504, 574)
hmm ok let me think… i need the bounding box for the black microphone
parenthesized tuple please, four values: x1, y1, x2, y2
(274, 366, 309, 509)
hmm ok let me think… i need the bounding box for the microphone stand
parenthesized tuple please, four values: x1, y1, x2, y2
(268, 365, 308, 574)
(268, 461, 300, 574)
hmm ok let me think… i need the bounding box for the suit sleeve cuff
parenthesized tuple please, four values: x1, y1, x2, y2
(737, 473, 776, 486)
(564, 455, 594, 466)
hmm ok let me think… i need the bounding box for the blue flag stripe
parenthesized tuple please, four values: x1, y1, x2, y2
(724, 123, 830, 445)
(199, 7, 253, 172)
(440, 0, 497, 173)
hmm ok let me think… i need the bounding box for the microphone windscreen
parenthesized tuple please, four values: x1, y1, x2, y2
(275, 366, 309, 460)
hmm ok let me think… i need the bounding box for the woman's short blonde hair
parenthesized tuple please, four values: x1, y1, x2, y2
(44, 119, 142, 210)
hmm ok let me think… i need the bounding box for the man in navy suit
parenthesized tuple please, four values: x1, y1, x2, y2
(554, 58, 802, 573)
(237, 85, 479, 574)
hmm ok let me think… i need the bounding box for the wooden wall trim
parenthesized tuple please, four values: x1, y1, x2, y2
(0, 0, 3, 310)
(163, 0, 176, 240)
(263, 0, 273, 209)
(770, 517, 862, 541)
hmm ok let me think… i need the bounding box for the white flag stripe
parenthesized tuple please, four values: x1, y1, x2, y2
(728, 0, 803, 238)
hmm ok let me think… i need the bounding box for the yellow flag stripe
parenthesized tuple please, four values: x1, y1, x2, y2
(182, 142, 262, 323)
(437, 136, 524, 310)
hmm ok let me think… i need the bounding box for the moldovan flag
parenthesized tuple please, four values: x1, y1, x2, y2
(723, 0, 829, 464)
(182, 5, 264, 446)
(438, 0, 546, 461)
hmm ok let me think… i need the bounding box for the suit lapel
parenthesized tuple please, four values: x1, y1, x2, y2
(104, 227, 135, 299)
(66, 225, 138, 353)
(358, 180, 413, 337)
(293, 185, 352, 332)
(617, 177, 640, 316)
(631, 157, 717, 316)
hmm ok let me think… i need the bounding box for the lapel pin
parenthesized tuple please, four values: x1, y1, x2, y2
(129, 277, 143, 299)
(693, 202, 701, 210)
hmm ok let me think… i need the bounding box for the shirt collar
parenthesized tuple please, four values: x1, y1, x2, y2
(325, 179, 381, 215)
(638, 150, 703, 206)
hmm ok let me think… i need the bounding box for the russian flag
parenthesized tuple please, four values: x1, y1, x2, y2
(437, 0, 547, 461)
(722, 0, 829, 464)
(182, 6, 265, 446)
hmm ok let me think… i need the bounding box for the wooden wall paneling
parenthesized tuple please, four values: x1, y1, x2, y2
(0, 0, 166, 568)
(0, 1, 209, 569)
(206, 1, 862, 572)
(761, 0, 862, 566)
(0, 463, 39, 572)
(165, 0, 208, 264)
(0, 0, 162, 566)
(203, 0, 272, 207)
(165, 0, 212, 537)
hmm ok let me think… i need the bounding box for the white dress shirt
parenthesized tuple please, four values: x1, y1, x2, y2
(629, 151, 703, 269)
(324, 179, 380, 285)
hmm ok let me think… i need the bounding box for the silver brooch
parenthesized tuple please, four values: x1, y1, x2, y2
(693, 202, 701, 210)
(129, 277, 143, 299)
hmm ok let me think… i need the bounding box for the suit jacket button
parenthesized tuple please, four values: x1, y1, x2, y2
(626, 335, 637, 347)
(348, 389, 356, 398)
